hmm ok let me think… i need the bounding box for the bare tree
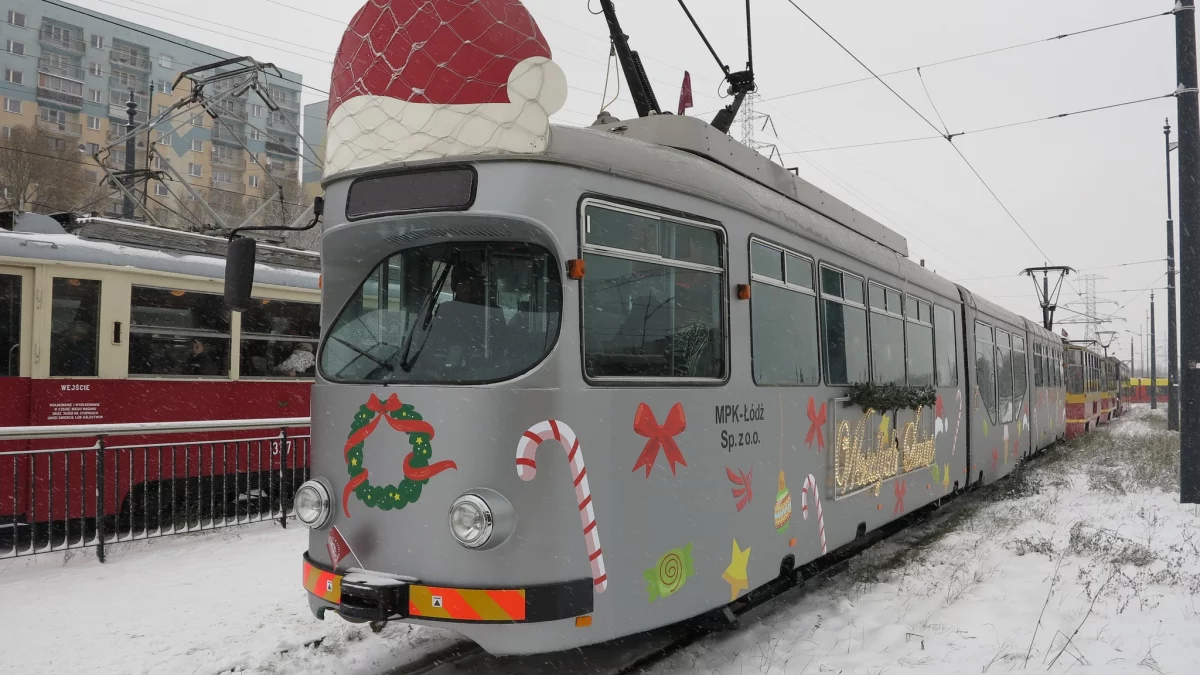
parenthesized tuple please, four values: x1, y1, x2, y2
(0, 125, 92, 213)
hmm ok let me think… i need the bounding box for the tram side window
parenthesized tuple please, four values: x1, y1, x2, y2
(906, 296, 933, 387)
(1013, 336, 1027, 414)
(129, 286, 231, 377)
(239, 299, 320, 378)
(1, 273, 20, 376)
(821, 265, 869, 385)
(1066, 349, 1084, 394)
(582, 203, 724, 380)
(934, 305, 958, 387)
(868, 285, 905, 384)
(1032, 344, 1042, 387)
(975, 322, 998, 424)
(749, 240, 819, 385)
(49, 278, 101, 377)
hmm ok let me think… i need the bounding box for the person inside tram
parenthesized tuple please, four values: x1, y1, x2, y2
(273, 342, 316, 377)
(185, 338, 216, 376)
(421, 263, 511, 376)
(51, 321, 97, 377)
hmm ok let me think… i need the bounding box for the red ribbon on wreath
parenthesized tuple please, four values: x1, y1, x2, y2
(805, 397, 827, 451)
(632, 402, 688, 477)
(341, 393, 456, 516)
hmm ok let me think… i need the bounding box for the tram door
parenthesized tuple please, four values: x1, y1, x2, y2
(1, 266, 33, 529)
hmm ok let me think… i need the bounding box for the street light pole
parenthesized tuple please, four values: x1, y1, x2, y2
(1166, 120, 1181, 429)
(122, 89, 137, 219)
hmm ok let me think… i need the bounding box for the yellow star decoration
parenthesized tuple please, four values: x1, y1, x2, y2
(722, 538, 751, 601)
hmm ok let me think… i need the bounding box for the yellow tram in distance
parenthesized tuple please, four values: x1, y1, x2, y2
(1064, 343, 1120, 438)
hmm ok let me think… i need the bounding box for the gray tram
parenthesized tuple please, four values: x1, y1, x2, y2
(261, 114, 1068, 655)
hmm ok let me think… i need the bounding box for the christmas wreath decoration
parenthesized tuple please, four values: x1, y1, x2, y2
(846, 382, 937, 412)
(341, 393, 457, 517)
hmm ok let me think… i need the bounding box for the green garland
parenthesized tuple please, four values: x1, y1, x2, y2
(846, 382, 937, 412)
(345, 402, 434, 511)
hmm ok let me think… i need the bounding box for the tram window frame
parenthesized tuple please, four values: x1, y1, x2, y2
(238, 298, 321, 379)
(975, 321, 999, 424)
(995, 329, 1015, 423)
(128, 285, 232, 378)
(933, 304, 959, 387)
(579, 197, 728, 384)
(748, 237, 820, 387)
(819, 263, 870, 386)
(867, 281, 906, 385)
(1012, 335, 1028, 415)
(1, 271, 25, 377)
(49, 277, 102, 378)
(905, 294, 934, 387)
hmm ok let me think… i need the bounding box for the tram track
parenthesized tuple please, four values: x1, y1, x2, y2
(382, 448, 1052, 675)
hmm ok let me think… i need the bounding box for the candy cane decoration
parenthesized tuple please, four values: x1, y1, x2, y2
(801, 474, 826, 555)
(515, 420, 607, 593)
(950, 389, 964, 455)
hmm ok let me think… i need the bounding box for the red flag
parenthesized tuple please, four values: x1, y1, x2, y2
(1061, 329, 1069, 338)
(678, 71, 694, 116)
(326, 526, 358, 570)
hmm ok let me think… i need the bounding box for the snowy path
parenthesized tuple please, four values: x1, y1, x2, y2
(650, 407, 1200, 674)
(3, 407, 1197, 675)
(0, 525, 462, 675)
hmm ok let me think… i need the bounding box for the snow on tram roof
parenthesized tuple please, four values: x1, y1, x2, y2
(0, 215, 319, 291)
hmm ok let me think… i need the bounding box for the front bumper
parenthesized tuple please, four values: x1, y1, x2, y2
(303, 554, 594, 624)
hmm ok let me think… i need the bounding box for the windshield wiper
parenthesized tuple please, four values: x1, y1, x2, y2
(331, 335, 394, 377)
(397, 264, 453, 372)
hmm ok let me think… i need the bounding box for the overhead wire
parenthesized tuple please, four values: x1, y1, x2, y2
(779, 0, 1055, 264)
(756, 9, 1173, 106)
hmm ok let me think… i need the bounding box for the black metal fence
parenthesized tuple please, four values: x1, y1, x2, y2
(0, 418, 310, 561)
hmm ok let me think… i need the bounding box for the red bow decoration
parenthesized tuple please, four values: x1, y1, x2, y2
(632, 402, 688, 477)
(805, 397, 827, 451)
(893, 479, 907, 515)
(342, 393, 456, 517)
(935, 394, 945, 419)
(727, 467, 753, 511)
(991, 447, 999, 471)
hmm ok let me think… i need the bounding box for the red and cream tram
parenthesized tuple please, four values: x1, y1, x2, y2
(1, 213, 319, 527)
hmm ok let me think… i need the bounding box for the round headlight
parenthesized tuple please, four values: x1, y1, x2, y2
(295, 480, 331, 529)
(448, 494, 493, 548)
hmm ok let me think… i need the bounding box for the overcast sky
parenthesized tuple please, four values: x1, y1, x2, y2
(75, 0, 1183, 365)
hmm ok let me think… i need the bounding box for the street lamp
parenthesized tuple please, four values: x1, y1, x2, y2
(1097, 330, 1117, 358)
(1165, 120, 1180, 429)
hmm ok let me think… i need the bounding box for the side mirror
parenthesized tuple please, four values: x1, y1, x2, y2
(224, 236, 257, 312)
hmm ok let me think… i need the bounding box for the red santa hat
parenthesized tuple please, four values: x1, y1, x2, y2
(325, 0, 567, 177)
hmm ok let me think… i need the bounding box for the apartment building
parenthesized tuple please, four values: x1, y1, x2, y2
(0, 0, 304, 224)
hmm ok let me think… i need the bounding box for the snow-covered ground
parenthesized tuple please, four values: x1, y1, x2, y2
(651, 406, 1200, 674)
(3, 406, 1196, 675)
(0, 524, 462, 675)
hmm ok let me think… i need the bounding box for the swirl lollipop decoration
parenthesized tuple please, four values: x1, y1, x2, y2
(643, 543, 694, 602)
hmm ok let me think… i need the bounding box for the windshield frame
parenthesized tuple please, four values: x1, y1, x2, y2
(317, 240, 564, 386)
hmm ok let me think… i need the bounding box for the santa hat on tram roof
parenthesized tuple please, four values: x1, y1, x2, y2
(325, 0, 568, 177)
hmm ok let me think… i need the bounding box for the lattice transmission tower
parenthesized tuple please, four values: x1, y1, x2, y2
(1061, 273, 1118, 342)
(736, 92, 783, 165)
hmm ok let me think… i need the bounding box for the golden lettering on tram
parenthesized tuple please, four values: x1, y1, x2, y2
(834, 407, 937, 497)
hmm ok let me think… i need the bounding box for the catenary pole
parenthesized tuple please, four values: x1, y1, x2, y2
(1175, 0, 1200, 503)
(1167, 120, 1181, 429)
(1152, 292, 1158, 409)
(122, 89, 137, 219)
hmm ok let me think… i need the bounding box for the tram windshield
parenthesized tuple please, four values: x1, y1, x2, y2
(320, 242, 561, 383)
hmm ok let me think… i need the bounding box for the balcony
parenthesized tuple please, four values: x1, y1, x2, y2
(110, 49, 151, 72)
(39, 29, 86, 54)
(211, 151, 248, 171)
(265, 139, 298, 158)
(266, 112, 297, 131)
(37, 75, 83, 109)
(211, 125, 248, 146)
(35, 117, 82, 136)
(108, 106, 148, 126)
(37, 59, 86, 82)
(210, 174, 243, 191)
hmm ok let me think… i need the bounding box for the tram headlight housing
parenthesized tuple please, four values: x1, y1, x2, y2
(295, 480, 331, 529)
(448, 489, 515, 550)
